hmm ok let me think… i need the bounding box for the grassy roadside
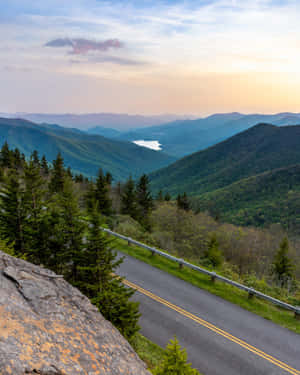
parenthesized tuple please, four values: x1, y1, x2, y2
(132, 333, 204, 375)
(131, 333, 166, 372)
(115, 238, 300, 335)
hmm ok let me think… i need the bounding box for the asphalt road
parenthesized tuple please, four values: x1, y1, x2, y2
(117, 252, 300, 375)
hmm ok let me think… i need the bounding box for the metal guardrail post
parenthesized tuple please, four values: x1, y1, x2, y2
(211, 272, 216, 283)
(248, 288, 255, 299)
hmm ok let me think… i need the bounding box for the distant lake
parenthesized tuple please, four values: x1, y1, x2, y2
(133, 140, 162, 151)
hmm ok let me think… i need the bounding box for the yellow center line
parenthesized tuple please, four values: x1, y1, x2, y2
(123, 278, 300, 375)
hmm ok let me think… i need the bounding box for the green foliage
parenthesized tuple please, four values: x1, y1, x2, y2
(131, 334, 166, 371)
(0, 173, 27, 256)
(94, 168, 112, 216)
(203, 234, 223, 268)
(272, 237, 295, 288)
(49, 153, 65, 193)
(79, 206, 140, 340)
(153, 337, 199, 375)
(0, 237, 15, 256)
(136, 174, 154, 228)
(121, 177, 138, 219)
(177, 192, 190, 211)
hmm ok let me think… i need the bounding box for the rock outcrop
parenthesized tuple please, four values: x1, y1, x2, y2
(0, 250, 150, 375)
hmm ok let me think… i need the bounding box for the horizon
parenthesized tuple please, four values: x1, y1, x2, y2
(1, 1, 300, 114)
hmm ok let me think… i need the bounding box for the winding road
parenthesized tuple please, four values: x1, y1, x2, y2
(117, 252, 300, 375)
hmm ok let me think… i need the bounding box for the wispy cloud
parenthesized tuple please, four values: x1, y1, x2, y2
(71, 55, 147, 66)
(45, 38, 123, 55)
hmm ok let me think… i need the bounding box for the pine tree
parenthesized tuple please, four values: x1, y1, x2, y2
(79, 205, 140, 340)
(47, 178, 85, 279)
(0, 173, 28, 256)
(23, 160, 48, 264)
(0, 141, 12, 168)
(164, 192, 171, 202)
(154, 337, 199, 375)
(177, 192, 190, 211)
(272, 237, 295, 288)
(157, 190, 164, 202)
(121, 177, 137, 219)
(136, 174, 153, 227)
(49, 153, 65, 193)
(41, 155, 49, 175)
(94, 168, 112, 216)
(13, 148, 23, 170)
(31, 150, 40, 168)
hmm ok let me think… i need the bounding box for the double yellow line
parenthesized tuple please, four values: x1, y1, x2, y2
(123, 278, 300, 375)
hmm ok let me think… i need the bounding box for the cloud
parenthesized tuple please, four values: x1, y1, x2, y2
(45, 37, 123, 55)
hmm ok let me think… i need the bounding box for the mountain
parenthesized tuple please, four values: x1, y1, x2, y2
(0, 250, 150, 375)
(195, 164, 300, 232)
(87, 126, 121, 138)
(1, 112, 193, 130)
(0, 118, 175, 181)
(149, 123, 300, 196)
(116, 112, 300, 157)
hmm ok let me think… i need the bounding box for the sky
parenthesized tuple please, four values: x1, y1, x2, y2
(1, 0, 300, 115)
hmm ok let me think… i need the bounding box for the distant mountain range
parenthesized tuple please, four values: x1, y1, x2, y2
(0, 118, 175, 181)
(0, 113, 193, 131)
(149, 123, 300, 231)
(113, 112, 300, 157)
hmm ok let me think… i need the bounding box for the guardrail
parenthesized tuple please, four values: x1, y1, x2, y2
(101, 228, 300, 319)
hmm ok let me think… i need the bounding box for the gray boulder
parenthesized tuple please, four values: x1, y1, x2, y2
(0, 250, 150, 375)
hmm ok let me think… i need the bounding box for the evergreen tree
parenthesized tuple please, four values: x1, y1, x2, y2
(79, 205, 140, 340)
(0, 141, 11, 168)
(164, 192, 171, 202)
(272, 237, 295, 288)
(31, 150, 40, 167)
(94, 168, 112, 216)
(157, 190, 164, 202)
(121, 177, 137, 219)
(75, 174, 84, 183)
(105, 171, 113, 185)
(47, 178, 85, 279)
(49, 153, 65, 193)
(0, 173, 27, 256)
(154, 337, 199, 375)
(136, 174, 153, 227)
(23, 160, 48, 264)
(13, 148, 23, 170)
(177, 192, 190, 211)
(204, 233, 223, 268)
(66, 166, 73, 179)
(41, 155, 49, 175)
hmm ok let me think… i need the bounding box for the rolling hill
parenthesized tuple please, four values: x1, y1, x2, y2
(0, 118, 175, 181)
(194, 164, 300, 232)
(149, 123, 300, 231)
(149, 123, 300, 195)
(116, 112, 300, 157)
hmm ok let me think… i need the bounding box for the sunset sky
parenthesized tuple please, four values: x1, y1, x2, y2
(1, 0, 300, 115)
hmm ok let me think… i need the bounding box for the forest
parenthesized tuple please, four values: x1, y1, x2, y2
(0, 142, 299, 372)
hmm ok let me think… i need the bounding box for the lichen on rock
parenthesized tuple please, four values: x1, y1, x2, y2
(0, 250, 150, 375)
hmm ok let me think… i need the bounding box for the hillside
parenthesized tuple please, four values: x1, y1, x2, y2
(149, 123, 300, 196)
(194, 164, 300, 232)
(117, 112, 300, 157)
(0, 118, 175, 181)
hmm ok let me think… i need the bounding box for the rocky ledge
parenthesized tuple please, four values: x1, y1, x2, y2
(0, 250, 150, 375)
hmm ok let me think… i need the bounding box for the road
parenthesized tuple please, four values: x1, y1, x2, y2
(117, 252, 300, 375)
